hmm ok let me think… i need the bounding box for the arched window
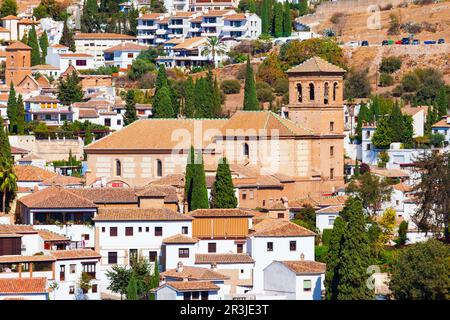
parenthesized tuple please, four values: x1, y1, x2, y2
(22, 55, 25, 67)
(115, 159, 121, 177)
(156, 159, 163, 177)
(333, 82, 338, 101)
(296, 83, 302, 103)
(309, 83, 315, 101)
(324, 82, 329, 105)
(243, 143, 249, 158)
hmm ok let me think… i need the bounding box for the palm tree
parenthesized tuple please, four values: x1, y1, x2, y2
(0, 159, 17, 213)
(201, 37, 226, 68)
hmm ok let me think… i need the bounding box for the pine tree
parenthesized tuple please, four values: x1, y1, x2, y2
(57, 72, 83, 105)
(298, 0, 308, 16)
(388, 103, 404, 143)
(84, 124, 93, 145)
(189, 152, 209, 211)
(21, 31, 28, 45)
(60, 19, 76, 52)
(210, 158, 237, 208)
(184, 76, 195, 118)
(324, 216, 346, 300)
(355, 103, 372, 141)
(126, 274, 138, 300)
(152, 86, 175, 118)
(243, 56, 259, 111)
(128, 5, 139, 36)
(124, 90, 138, 125)
(39, 30, 49, 64)
(155, 65, 168, 93)
(16, 94, 25, 135)
(28, 25, 41, 66)
(0, 0, 18, 18)
(437, 87, 449, 117)
(81, 0, 100, 33)
(6, 84, 17, 134)
(337, 197, 374, 300)
(282, 1, 292, 37)
(425, 104, 438, 135)
(274, 2, 283, 38)
(248, 0, 257, 13)
(372, 116, 392, 149)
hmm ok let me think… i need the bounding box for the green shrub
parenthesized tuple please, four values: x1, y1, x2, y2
(401, 72, 421, 92)
(220, 79, 241, 94)
(322, 229, 333, 246)
(257, 87, 275, 103)
(274, 78, 289, 96)
(315, 245, 329, 263)
(379, 73, 394, 87)
(380, 56, 402, 74)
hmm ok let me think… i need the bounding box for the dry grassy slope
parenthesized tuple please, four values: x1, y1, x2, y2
(316, 2, 450, 44)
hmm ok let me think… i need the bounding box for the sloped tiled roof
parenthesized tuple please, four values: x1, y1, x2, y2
(0, 255, 55, 263)
(104, 42, 148, 53)
(69, 188, 139, 204)
(163, 234, 198, 244)
(0, 278, 47, 294)
(78, 109, 99, 119)
(279, 260, 326, 274)
(0, 224, 37, 234)
(40, 175, 84, 187)
(189, 209, 255, 218)
(74, 33, 137, 40)
(148, 174, 185, 188)
(50, 249, 101, 260)
(162, 266, 229, 281)
(315, 205, 344, 214)
(14, 165, 56, 182)
(251, 219, 316, 237)
(289, 195, 348, 208)
(10, 146, 29, 154)
(138, 185, 179, 203)
(6, 41, 31, 50)
(287, 56, 346, 74)
(164, 281, 219, 292)
(432, 118, 450, 128)
(195, 253, 254, 264)
(94, 208, 192, 221)
(38, 229, 70, 242)
(19, 187, 97, 209)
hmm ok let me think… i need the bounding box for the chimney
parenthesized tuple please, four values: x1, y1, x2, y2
(210, 262, 217, 271)
(300, 253, 305, 261)
(176, 261, 184, 273)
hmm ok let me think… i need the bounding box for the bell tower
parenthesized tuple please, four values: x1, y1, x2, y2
(5, 41, 32, 87)
(286, 56, 345, 135)
(286, 56, 346, 187)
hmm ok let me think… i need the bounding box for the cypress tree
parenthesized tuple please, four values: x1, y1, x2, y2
(39, 30, 49, 64)
(128, 4, 139, 36)
(248, 0, 257, 13)
(0, 116, 11, 161)
(124, 90, 138, 125)
(243, 56, 259, 111)
(337, 197, 374, 300)
(324, 216, 346, 300)
(298, 0, 308, 16)
(155, 65, 168, 92)
(189, 152, 209, 211)
(261, 0, 270, 34)
(152, 86, 175, 118)
(372, 116, 392, 149)
(16, 94, 25, 135)
(194, 77, 211, 118)
(28, 25, 41, 66)
(212, 77, 222, 117)
(184, 76, 195, 118)
(210, 158, 237, 208)
(60, 19, 76, 52)
(57, 72, 83, 105)
(21, 31, 28, 45)
(282, 1, 292, 37)
(437, 87, 449, 117)
(81, 0, 100, 33)
(425, 104, 438, 135)
(6, 84, 17, 134)
(126, 274, 138, 300)
(388, 103, 404, 143)
(84, 124, 93, 145)
(184, 146, 195, 201)
(274, 2, 283, 38)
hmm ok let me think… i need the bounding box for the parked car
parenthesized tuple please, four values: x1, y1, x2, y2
(424, 40, 437, 44)
(395, 40, 403, 44)
(412, 39, 420, 45)
(401, 37, 410, 45)
(346, 41, 360, 47)
(382, 40, 389, 46)
(361, 40, 369, 46)
(438, 38, 445, 44)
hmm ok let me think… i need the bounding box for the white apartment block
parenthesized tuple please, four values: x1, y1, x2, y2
(73, 33, 138, 68)
(46, 44, 95, 74)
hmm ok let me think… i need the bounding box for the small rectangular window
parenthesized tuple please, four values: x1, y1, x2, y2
(182, 226, 188, 235)
(304, 279, 312, 291)
(69, 286, 75, 294)
(145, 227, 149, 232)
(125, 227, 133, 236)
(330, 146, 334, 156)
(110, 227, 117, 237)
(70, 264, 76, 274)
(330, 122, 334, 132)
(155, 227, 163, 236)
(92, 284, 98, 293)
(208, 243, 216, 253)
(149, 251, 157, 262)
(138, 227, 142, 232)
(101, 227, 105, 233)
(290, 241, 296, 251)
(179, 248, 189, 258)
(108, 252, 118, 264)
(267, 242, 273, 252)
(330, 168, 334, 180)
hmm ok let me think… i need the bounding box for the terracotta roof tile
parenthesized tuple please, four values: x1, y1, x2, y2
(74, 33, 137, 40)
(14, 165, 56, 182)
(393, 183, 412, 193)
(195, 253, 254, 264)
(163, 234, 198, 244)
(40, 175, 84, 187)
(24, 95, 59, 103)
(148, 174, 185, 188)
(69, 188, 139, 204)
(189, 209, 255, 218)
(251, 219, 316, 237)
(94, 208, 192, 221)
(0, 225, 37, 234)
(316, 205, 344, 214)
(432, 118, 450, 128)
(38, 229, 70, 242)
(370, 167, 410, 178)
(289, 195, 348, 208)
(223, 14, 247, 21)
(10, 146, 29, 154)
(60, 53, 94, 58)
(79, 109, 99, 118)
(19, 187, 97, 209)
(287, 56, 346, 74)
(280, 260, 326, 274)
(140, 13, 165, 19)
(0, 278, 47, 294)
(6, 41, 31, 50)
(50, 249, 101, 260)
(0, 255, 55, 263)
(104, 42, 148, 53)
(162, 266, 228, 281)
(164, 281, 219, 291)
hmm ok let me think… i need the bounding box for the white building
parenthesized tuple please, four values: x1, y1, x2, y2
(46, 44, 95, 73)
(432, 115, 450, 147)
(315, 205, 343, 233)
(25, 95, 73, 126)
(0, 278, 49, 300)
(73, 33, 138, 68)
(263, 260, 326, 300)
(103, 42, 148, 71)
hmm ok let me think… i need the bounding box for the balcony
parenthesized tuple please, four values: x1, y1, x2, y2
(222, 25, 247, 32)
(156, 29, 168, 35)
(138, 34, 156, 39)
